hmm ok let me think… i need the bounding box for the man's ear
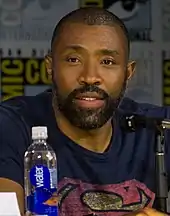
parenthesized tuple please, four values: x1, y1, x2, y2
(45, 54, 52, 79)
(126, 60, 136, 80)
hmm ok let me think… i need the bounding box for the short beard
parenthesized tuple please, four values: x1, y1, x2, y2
(52, 83, 126, 130)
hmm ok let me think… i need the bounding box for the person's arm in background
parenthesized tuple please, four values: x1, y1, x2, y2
(0, 108, 29, 215)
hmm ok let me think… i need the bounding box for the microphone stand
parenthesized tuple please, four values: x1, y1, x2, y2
(123, 115, 169, 213)
(154, 127, 168, 212)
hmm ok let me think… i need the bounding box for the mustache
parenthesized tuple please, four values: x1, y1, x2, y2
(68, 84, 109, 100)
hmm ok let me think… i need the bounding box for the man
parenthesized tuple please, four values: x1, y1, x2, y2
(0, 7, 168, 216)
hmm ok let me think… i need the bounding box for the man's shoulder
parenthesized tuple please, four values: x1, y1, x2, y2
(120, 97, 170, 118)
(0, 89, 53, 127)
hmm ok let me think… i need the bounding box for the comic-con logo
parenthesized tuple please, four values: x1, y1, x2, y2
(107, 0, 151, 41)
(103, 0, 149, 21)
(0, 0, 151, 41)
(81, 0, 151, 41)
(80, 0, 149, 21)
(162, 50, 170, 106)
(0, 49, 51, 101)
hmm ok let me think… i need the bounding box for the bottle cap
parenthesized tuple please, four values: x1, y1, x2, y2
(32, 126, 48, 140)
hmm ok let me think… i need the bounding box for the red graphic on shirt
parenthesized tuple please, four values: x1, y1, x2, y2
(57, 178, 155, 216)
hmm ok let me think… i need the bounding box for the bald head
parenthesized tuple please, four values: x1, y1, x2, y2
(51, 7, 130, 55)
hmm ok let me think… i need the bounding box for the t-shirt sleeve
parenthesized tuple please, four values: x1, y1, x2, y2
(0, 108, 29, 188)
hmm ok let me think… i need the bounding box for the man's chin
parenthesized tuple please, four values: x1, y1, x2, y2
(71, 121, 105, 130)
(66, 111, 110, 130)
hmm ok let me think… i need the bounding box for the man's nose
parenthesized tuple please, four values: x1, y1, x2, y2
(77, 62, 102, 86)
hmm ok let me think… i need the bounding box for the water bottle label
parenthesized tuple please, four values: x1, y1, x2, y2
(27, 165, 58, 216)
(30, 165, 51, 189)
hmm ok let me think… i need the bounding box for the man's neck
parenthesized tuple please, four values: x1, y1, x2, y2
(55, 111, 113, 153)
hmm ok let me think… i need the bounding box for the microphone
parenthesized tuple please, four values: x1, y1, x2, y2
(119, 113, 170, 131)
(119, 112, 169, 213)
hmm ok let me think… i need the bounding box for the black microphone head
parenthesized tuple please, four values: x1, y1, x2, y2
(119, 113, 137, 132)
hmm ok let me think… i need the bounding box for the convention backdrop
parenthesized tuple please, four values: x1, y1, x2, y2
(0, 0, 166, 106)
(1, 0, 170, 210)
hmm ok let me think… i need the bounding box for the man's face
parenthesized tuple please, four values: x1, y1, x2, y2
(46, 23, 135, 130)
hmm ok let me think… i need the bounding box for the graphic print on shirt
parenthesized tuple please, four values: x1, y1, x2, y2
(57, 178, 155, 216)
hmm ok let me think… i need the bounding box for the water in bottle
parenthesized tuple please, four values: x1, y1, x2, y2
(24, 126, 58, 216)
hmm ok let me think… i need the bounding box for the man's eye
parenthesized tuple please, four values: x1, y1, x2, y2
(101, 59, 115, 65)
(66, 57, 80, 63)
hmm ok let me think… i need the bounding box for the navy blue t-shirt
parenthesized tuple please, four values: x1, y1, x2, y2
(0, 90, 170, 216)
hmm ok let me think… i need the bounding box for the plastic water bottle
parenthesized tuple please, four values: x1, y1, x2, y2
(24, 126, 58, 216)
